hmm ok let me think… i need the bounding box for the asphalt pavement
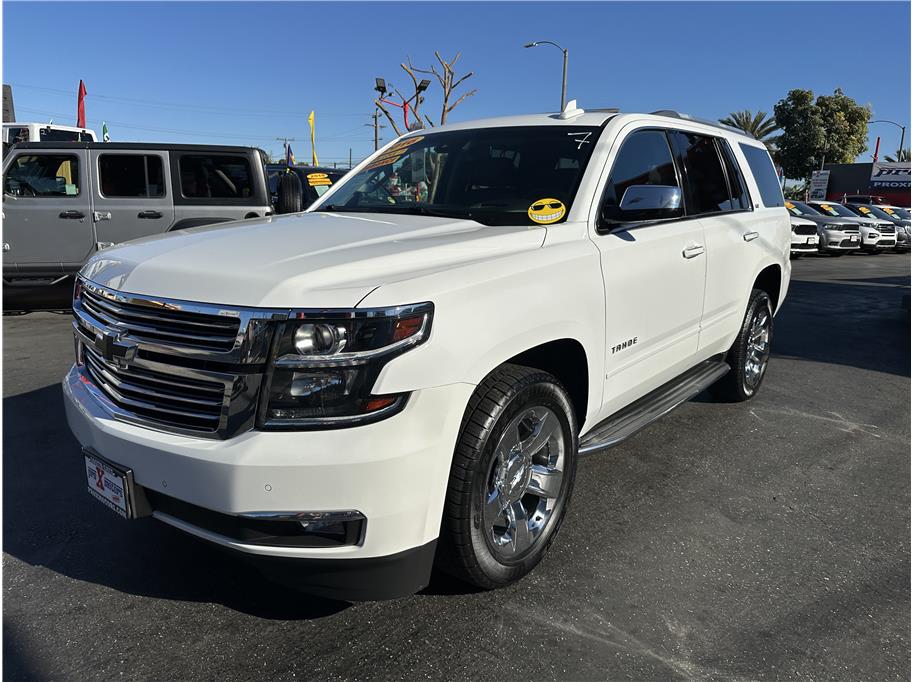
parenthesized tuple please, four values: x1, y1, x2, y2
(3, 252, 910, 681)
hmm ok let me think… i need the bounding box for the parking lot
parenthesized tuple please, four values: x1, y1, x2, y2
(2, 253, 909, 680)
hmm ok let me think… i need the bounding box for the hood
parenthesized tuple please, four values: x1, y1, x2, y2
(80, 211, 546, 308)
(789, 216, 817, 227)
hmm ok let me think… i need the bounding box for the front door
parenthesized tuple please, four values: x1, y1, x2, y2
(89, 150, 174, 246)
(590, 127, 707, 416)
(2, 150, 95, 276)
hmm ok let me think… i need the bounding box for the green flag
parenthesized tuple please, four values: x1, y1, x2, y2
(102, 122, 110, 142)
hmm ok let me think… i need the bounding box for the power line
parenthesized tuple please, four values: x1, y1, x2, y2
(9, 82, 370, 118)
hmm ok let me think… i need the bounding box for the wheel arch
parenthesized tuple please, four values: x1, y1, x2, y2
(753, 263, 783, 312)
(503, 339, 590, 432)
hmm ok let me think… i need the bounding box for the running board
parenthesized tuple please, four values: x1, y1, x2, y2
(578, 359, 730, 456)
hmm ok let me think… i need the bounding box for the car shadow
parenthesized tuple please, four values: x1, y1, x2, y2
(2, 384, 349, 621)
(771, 276, 910, 377)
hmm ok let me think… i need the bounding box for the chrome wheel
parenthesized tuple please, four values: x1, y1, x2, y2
(744, 303, 771, 391)
(483, 406, 565, 560)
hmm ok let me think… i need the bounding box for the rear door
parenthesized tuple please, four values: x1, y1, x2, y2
(666, 130, 760, 353)
(90, 149, 174, 246)
(2, 149, 95, 274)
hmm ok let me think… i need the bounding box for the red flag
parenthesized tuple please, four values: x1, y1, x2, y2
(76, 80, 87, 128)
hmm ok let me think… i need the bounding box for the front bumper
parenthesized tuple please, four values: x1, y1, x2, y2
(819, 231, 861, 251)
(64, 364, 474, 597)
(790, 234, 818, 253)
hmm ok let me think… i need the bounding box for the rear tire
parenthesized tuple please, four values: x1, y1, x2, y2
(437, 364, 578, 589)
(711, 289, 773, 403)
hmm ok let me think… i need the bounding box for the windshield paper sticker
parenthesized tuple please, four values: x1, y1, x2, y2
(528, 198, 566, 224)
(306, 172, 332, 187)
(365, 136, 425, 170)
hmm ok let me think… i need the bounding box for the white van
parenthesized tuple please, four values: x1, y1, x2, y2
(3, 122, 97, 147)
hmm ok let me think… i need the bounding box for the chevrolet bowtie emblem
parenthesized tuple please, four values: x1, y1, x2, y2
(95, 330, 138, 366)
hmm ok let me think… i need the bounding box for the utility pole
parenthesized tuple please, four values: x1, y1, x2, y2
(276, 136, 296, 164)
(373, 109, 380, 151)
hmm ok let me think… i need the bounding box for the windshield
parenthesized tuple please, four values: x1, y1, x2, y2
(885, 207, 910, 220)
(315, 126, 601, 226)
(810, 202, 857, 218)
(785, 200, 821, 217)
(854, 204, 899, 222)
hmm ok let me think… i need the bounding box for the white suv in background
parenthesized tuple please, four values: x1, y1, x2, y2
(789, 215, 819, 258)
(64, 106, 790, 600)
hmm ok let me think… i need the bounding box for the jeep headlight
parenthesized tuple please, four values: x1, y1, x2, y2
(258, 303, 433, 429)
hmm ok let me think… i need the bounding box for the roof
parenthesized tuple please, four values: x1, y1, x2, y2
(404, 108, 757, 142)
(10, 141, 264, 153)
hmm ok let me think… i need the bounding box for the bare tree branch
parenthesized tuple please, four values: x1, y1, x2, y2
(374, 99, 403, 137)
(446, 89, 477, 114)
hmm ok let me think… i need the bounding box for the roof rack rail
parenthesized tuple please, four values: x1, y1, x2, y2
(649, 110, 754, 138)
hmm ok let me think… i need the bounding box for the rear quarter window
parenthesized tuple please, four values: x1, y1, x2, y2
(738, 143, 784, 208)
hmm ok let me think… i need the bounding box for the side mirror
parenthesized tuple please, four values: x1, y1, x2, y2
(616, 185, 682, 222)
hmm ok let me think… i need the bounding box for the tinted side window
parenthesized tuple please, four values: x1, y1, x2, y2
(739, 143, 784, 207)
(670, 131, 731, 215)
(718, 140, 751, 210)
(99, 155, 164, 198)
(3, 154, 80, 197)
(600, 130, 678, 223)
(7, 127, 29, 144)
(180, 155, 252, 199)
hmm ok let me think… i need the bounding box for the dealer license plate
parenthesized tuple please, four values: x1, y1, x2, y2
(807, 237, 817, 244)
(85, 451, 133, 518)
(850, 235, 859, 242)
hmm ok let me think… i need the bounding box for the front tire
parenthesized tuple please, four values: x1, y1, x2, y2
(711, 289, 773, 402)
(438, 364, 578, 589)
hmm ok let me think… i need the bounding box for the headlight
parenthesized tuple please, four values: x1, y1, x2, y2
(258, 303, 433, 429)
(823, 223, 843, 229)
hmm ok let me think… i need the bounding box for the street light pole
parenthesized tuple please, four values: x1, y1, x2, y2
(523, 40, 569, 111)
(871, 119, 907, 158)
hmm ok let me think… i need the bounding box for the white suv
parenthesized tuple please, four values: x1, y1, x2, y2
(63, 106, 790, 600)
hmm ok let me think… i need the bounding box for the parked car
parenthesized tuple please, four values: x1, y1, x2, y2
(2, 142, 272, 308)
(265, 164, 347, 214)
(2, 122, 96, 150)
(789, 216, 819, 258)
(843, 194, 888, 205)
(807, 200, 895, 254)
(844, 203, 911, 253)
(785, 200, 860, 255)
(63, 106, 790, 600)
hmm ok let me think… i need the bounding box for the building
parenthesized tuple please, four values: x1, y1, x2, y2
(822, 162, 911, 206)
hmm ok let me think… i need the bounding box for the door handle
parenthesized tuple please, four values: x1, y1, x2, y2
(59, 210, 85, 219)
(743, 231, 759, 242)
(682, 243, 705, 259)
(137, 210, 163, 219)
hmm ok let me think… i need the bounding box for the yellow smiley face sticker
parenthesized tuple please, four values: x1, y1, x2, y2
(528, 198, 566, 224)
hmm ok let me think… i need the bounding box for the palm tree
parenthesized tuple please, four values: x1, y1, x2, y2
(885, 148, 910, 162)
(719, 110, 780, 145)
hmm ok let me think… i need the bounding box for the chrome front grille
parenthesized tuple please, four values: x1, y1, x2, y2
(81, 283, 241, 352)
(878, 224, 895, 235)
(84, 346, 226, 432)
(72, 278, 284, 439)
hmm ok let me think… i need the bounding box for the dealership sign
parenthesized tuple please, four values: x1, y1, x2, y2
(870, 162, 910, 190)
(809, 170, 830, 200)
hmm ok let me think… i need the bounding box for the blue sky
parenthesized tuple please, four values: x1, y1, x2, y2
(3, 1, 910, 165)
